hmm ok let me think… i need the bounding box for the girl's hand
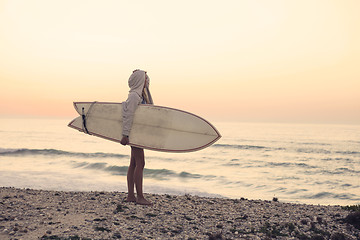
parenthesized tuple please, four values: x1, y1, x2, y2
(120, 136, 129, 145)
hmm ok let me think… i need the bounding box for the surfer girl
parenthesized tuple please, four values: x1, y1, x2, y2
(120, 69, 153, 205)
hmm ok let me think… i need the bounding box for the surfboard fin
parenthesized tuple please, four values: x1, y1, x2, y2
(81, 107, 90, 135)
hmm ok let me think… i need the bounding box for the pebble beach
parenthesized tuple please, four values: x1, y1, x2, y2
(0, 187, 359, 240)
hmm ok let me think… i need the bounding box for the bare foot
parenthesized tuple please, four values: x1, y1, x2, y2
(126, 196, 136, 203)
(136, 197, 153, 206)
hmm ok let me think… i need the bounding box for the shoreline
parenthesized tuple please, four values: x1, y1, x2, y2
(0, 187, 359, 239)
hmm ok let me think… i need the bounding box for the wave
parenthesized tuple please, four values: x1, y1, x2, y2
(334, 167, 360, 175)
(212, 143, 360, 159)
(266, 161, 318, 169)
(296, 148, 331, 154)
(302, 168, 360, 176)
(108, 166, 214, 180)
(71, 161, 177, 179)
(301, 192, 360, 200)
(179, 171, 202, 178)
(299, 142, 331, 146)
(335, 150, 360, 155)
(0, 148, 128, 159)
(321, 157, 354, 163)
(230, 160, 319, 170)
(213, 144, 280, 150)
(296, 148, 360, 156)
(70, 160, 218, 181)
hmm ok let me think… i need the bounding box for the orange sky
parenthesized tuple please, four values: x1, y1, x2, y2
(0, 0, 359, 124)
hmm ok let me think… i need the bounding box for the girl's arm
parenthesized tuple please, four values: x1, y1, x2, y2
(121, 93, 141, 145)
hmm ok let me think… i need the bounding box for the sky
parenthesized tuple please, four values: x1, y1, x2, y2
(0, 0, 359, 124)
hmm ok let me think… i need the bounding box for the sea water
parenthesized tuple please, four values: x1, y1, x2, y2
(0, 117, 359, 205)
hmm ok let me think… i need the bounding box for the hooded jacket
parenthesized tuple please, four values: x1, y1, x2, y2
(122, 70, 153, 137)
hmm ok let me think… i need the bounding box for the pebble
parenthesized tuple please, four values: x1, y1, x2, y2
(0, 187, 359, 239)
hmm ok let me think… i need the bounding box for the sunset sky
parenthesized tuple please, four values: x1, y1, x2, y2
(1, 0, 359, 124)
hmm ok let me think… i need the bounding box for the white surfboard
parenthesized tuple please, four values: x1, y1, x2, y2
(68, 102, 221, 152)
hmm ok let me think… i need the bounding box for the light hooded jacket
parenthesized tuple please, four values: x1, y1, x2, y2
(122, 70, 153, 137)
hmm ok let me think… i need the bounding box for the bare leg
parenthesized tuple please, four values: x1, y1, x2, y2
(126, 153, 136, 202)
(129, 147, 152, 205)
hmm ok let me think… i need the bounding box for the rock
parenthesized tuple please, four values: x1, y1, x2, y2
(112, 232, 122, 238)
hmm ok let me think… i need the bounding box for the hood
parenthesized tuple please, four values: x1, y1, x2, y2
(128, 69, 153, 104)
(128, 70, 146, 97)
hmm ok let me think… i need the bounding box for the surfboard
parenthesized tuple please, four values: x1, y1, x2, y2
(68, 102, 221, 152)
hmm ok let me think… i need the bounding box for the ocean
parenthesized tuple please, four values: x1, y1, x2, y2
(0, 117, 359, 205)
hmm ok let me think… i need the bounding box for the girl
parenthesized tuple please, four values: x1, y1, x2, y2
(120, 69, 153, 205)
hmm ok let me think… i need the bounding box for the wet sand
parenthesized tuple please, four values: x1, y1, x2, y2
(0, 187, 359, 239)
